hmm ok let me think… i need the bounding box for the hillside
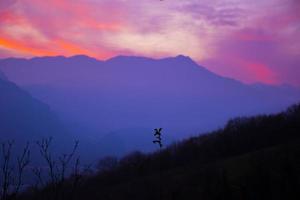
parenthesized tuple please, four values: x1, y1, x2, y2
(0, 75, 69, 144)
(19, 103, 300, 200)
(1, 55, 300, 156)
(0, 70, 7, 80)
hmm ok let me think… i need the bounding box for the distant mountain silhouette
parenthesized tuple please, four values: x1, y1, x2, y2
(0, 75, 69, 145)
(1, 55, 300, 155)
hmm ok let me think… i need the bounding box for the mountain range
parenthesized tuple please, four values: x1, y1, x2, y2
(0, 55, 299, 156)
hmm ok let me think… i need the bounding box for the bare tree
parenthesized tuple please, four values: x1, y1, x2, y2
(72, 157, 81, 186)
(32, 167, 44, 189)
(58, 141, 79, 182)
(36, 138, 80, 185)
(70, 157, 82, 200)
(12, 143, 30, 199)
(36, 138, 57, 185)
(1, 141, 14, 200)
(35, 138, 80, 200)
(13, 142, 30, 196)
(0, 141, 31, 200)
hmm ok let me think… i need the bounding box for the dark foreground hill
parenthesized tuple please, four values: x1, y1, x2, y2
(19, 103, 300, 200)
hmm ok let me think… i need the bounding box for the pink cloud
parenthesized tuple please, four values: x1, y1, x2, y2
(202, 25, 300, 86)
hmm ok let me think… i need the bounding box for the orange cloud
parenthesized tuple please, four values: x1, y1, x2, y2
(0, 36, 57, 56)
(0, 0, 125, 59)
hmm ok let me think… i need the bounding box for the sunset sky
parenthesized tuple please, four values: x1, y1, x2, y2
(0, 0, 299, 86)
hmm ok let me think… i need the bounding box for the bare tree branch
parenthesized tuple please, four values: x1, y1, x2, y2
(1, 141, 14, 200)
(36, 138, 57, 184)
(58, 140, 79, 182)
(13, 142, 30, 195)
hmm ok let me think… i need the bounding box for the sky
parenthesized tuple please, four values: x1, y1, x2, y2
(0, 0, 299, 86)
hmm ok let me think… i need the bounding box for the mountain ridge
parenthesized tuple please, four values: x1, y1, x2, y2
(1, 54, 298, 90)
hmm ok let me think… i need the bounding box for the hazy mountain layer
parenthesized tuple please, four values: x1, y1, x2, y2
(1, 55, 299, 155)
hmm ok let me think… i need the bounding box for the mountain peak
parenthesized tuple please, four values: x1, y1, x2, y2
(168, 54, 196, 64)
(69, 54, 97, 60)
(106, 55, 155, 63)
(175, 54, 191, 59)
(149, 54, 195, 65)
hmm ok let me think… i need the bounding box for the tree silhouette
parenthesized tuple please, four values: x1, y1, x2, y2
(153, 128, 163, 148)
(153, 128, 163, 200)
(0, 141, 30, 200)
